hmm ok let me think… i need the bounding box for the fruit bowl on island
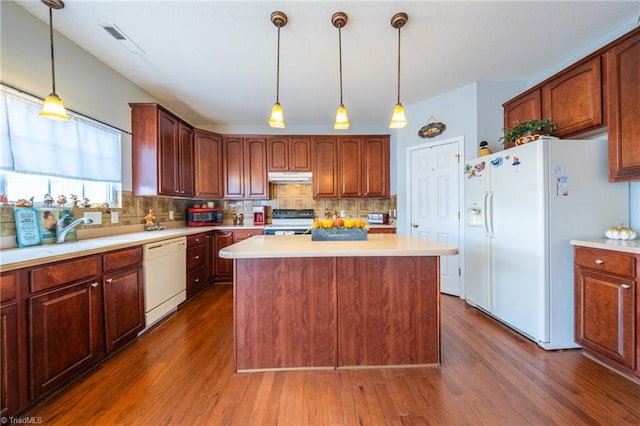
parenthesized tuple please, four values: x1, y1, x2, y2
(308, 218, 368, 241)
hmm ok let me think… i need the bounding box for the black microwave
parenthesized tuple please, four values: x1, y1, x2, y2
(187, 208, 224, 226)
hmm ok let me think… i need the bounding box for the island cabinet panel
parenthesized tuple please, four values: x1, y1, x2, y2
(541, 56, 603, 137)
(336, 256, 440, 367)
(234, 257, 337, 371)
(607, 29, 640, 182)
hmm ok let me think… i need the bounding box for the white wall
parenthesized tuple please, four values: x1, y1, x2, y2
(1, 1, 155, 192)
(394, 81, 524, 234)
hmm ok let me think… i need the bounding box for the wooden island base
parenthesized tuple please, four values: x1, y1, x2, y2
(234, 256, 440, 371)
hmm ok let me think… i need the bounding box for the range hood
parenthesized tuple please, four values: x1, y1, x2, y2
(268, 171, 313, 183)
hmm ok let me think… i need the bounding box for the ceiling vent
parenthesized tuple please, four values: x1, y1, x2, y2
(101, 24, 145, 54)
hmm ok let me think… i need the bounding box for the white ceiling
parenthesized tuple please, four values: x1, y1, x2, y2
(15, 1, 640, 129)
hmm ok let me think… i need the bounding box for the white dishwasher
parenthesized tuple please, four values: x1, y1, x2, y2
(142, 236, 187, 332)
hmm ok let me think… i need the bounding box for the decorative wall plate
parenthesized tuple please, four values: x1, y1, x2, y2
(418, 121, 446, 138)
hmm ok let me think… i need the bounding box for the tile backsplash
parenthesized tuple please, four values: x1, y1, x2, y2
(0, 184, 396, 247)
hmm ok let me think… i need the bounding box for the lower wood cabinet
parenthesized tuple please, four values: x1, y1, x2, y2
(5, 247, 145, 416)
(29, 278, 104, 401)
(103, 247, 144, 353)
(213, 231, 234, 282)
(574, 246, 638, 374)
(186, 233, 208, 299)
(213, 229, 263, 283)
(1, 271, 20, 417)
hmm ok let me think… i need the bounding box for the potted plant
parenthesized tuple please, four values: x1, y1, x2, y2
(501, 118, 556, 148)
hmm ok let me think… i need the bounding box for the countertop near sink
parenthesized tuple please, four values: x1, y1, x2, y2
(0, 227, 213, 271)
(570, 238, 640, 254)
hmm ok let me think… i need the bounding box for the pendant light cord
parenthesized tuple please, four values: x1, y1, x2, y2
(396, 26, 401, 104)
(275, 25, 281, 104)
(48, 7, 56, 94)
(338, 26, 343, 105)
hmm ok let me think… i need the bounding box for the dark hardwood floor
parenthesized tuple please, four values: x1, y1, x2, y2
(27, 284, 640, 425)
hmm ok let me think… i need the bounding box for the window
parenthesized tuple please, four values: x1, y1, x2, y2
(1, 84, 122, 207)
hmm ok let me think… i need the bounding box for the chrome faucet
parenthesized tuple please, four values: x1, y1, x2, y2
(56, 213, 93, 243)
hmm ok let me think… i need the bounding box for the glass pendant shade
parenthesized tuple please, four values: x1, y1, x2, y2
(334, 104, 349, 130)
(268, 102, 285, 128)
(389, 102, 407, 128)
(41, 2, 69, 121)
(40, 93, 69, 121)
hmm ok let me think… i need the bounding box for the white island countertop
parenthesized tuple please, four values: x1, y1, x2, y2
(219, 234, 458, 259)
(570, 238, 640, 254)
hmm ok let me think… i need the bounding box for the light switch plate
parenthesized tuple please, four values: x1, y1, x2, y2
(169, 211, 174, 220)
(83, 211, 102, 225)
(111, 211, 119, 224)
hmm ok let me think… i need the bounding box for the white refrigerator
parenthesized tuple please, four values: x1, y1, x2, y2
(464, 137, 629, 350)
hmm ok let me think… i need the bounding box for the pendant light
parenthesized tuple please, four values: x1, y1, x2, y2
(332, 12, 349, 130)
(268, 11, 287, 129)
(389, 12, 408, 129)
(39, 0, 69, 121)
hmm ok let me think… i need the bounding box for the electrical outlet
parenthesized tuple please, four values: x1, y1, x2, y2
(111, 211, 119, 224)
(83, 211, 102, 225)
(169, 210, 174, 220)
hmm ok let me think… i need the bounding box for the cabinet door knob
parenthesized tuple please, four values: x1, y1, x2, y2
(621, 284, 631, 289)
(595, 259, 604, 265)
(106, 278, 113, 284)
(91, 282, 99, 288)
(412, 223, 419, 228)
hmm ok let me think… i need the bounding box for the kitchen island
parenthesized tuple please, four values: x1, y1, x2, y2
(219, 234, 458, 372)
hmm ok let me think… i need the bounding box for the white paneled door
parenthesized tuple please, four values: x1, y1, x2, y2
(408, 138, 462, 296)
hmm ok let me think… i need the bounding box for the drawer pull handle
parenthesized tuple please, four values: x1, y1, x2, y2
(621, 284, 631, 289)
(594, 259, 604, 265)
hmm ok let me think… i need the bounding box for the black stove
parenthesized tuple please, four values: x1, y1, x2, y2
(264, 209, 314, 235)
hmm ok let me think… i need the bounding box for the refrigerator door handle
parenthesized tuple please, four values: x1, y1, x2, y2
(482, 192, 490, 237)
(487, 192, 495, 237)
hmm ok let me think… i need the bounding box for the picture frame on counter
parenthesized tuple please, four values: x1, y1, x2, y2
(14, 207, 43, 247)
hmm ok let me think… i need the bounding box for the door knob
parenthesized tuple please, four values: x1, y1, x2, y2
(412, 223, 419, 228)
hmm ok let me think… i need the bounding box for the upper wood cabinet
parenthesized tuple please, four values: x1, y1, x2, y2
(503, 57, 603, 138)
(338, 136, 390, 198)
(267, 137, 312, 172)
(130, 103, 195, 197)
(222, 137, 269, 199)
(194, 129, 224, 199)
(361, 136, 390, 198)
(503, 89, 541, 129)
(313, 136, 390, 199)
(607, 28, 640, 182)
(541, 56, 603, 137)
(312, 137, 339, 199)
